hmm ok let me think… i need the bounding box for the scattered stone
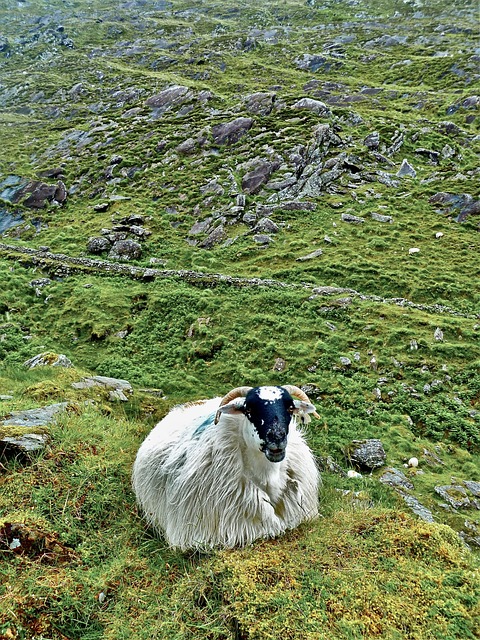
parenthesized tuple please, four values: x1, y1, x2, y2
(408, 457, 419, 468)
(199, 224, 226, 249)
(0, 433, 49, 455)
(291, 98, 331, 116)
(415, 148, 440, 164)
(347, 439, 387, 470)
(145, 85, 194, 113)
(434, 327, 444, 341)
(339, 357, 352, 367)
(435, 231, 444, 239)
(109, 389, 129, 402)
(434, 485, 472, 509)
(296, 248, 323, 261)
(295, 54, 342, 72)
(364, 131, 380, 150)
(1, 403, 68, 429)
(87, 236, 111, 254)
(24, 352, 72, 369)
(379, 467, 414, 490)
(253, 234, 273, 245)
(273, 357, 286, 372)
(400, 493, 435, 523)
(243, 92, 276, 115)
(72, 376, 133, 394)
(242, 161, 278, 194)
(211, 117, 253, 145)
(409, 247, 420, 254)
(108, 239, 142, 261)
(341, 213, 365, 224)
(253, 217, 279, 234)
(396, 159, 416, 178)
(371, 212, 393, 223)
(428, 192, 480, 222)
(463, 480, 480, 497)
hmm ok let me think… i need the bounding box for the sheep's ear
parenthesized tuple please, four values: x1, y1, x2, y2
(292, 400, 319, 424)
(215, 398, 246, 423)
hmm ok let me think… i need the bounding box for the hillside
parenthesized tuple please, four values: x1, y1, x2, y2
(0, 0, 479, 638)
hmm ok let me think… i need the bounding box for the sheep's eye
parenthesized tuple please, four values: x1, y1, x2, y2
(287, 405, 295, 414)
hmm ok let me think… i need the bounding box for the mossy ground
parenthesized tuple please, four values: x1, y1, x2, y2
(0, 0, 479, 638)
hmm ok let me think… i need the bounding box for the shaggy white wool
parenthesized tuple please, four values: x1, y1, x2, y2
(132, 396, 320, 551)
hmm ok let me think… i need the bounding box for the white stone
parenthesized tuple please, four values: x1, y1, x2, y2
(408, 457, 419, 468)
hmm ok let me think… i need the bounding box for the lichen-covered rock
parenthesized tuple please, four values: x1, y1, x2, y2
(72, 376, 132, 394)
(348, 439, 387, 470)
(379, 467, 414, 490)
(87, 236, 111, 254)
(24, 352, 72, 369)
(108, 239, 142, 261)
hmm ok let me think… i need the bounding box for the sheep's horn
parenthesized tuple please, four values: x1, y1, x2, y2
(215, 386, 252, 424)
(282, 385, 320, 419)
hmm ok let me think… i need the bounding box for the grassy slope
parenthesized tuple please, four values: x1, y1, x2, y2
(0, 0, 479, 638)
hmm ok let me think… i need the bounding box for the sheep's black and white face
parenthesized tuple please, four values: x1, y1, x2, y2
(243, 386, 296, 463)
(217, 385, 317, 463)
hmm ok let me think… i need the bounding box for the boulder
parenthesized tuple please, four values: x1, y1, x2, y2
(396, 159, 416, 178)
(242, 161, 278, 194)
(87, 236, 111, 254)
(24, 353, 72, 369)
(108, 239, 142, 261)
(347, 439, 387, 470)
(379, 467, 414, 490)
(292, 98, 331, 115)
(243, 92, 276, 115)
(211, 117, 254, 145)
(145, 85, 193, 112)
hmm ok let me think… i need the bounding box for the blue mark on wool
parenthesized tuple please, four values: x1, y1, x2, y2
(192, 412, 215, 439)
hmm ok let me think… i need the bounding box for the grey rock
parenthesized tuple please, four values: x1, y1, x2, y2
(2, 403, 68, 428)
(292, 98, 331, 115)
(341, 213, 365, 224)
(348, 439, 387, 470)
(109, 389, 129, 402)
(253, 217, 279, 234)
(400, 493, 435, 522)
(379, 467, 414, 490)
(434, 485, 472, 509)
(242, 161, 278, 194)
(108, 239, 142, 261)
(188, 219, 212, 236)
(428, 192, 480, 222)
(176, 138, 197, 155)
(273, 357, 286, 372)
(253, 234, 273, 245)
(415, 148, 440, 164)
(72, 376, 132, 393)
(295, 54, 342, 72)
(243, 92, 276, 115)
(145, 85, 193, 112)
(212, 117, 254, 145)
(364, 131, 380, 150)
(296, 248, 323, 261)
(24, 353, 72, 369)
(87, 236, 111, 254)
(396, 159, 416, 178)
(0, 433, 49, 455)
(371, 212, 393, 223)
(463, 480, 480, 497)
(364, 35, 407, 48)
(199, 224, 226, 248)
(340, 357, 352, 367)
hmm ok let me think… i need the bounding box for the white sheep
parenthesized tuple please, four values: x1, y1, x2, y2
(132, 385, 320, 551)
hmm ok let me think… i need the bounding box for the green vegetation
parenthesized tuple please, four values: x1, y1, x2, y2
(0, 0, 479, 637)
